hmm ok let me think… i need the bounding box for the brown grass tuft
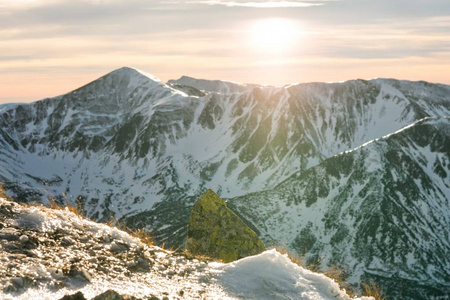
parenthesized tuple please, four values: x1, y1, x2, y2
(183, 250, 223, 262)
(0, 185, 13, 201)
(105, 217, 155, 247)
(49, 198, 84, 217)
(324, 265, 355, 297)
(130, 228, 154, 247)
(275, 247, 303, 266)
(361, 282, 387, 300)
(275, 247, 360, 298)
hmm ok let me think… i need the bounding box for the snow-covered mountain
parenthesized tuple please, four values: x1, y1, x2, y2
(229, 116, 450, 299)
(0, 67, 449, 299)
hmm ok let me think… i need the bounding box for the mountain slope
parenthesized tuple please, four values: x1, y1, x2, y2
(229, 117, 450, 299)
(0, 70, 449, 245)
(0, 68, 449, 299)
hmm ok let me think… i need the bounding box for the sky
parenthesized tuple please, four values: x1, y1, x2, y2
(1, 0, 450, 104)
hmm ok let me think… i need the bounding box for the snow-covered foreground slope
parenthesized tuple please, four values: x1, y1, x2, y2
(0, 197, 372, 300)
(230, 117, 450, 299)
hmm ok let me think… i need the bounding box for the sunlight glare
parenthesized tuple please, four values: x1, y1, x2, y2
(250, 18, 301, 54)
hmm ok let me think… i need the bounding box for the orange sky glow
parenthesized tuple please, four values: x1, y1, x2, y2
(1, 0, 449, 103)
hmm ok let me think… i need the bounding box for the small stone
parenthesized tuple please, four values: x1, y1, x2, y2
(0, 232, 19, 241)
(19, 235, 29, 243)
(67, 265, 91, 283)
(110, 241, 128, 253)
(197, 261, 207, 269)
(79, 269, 92, 282)
(3, 284, 17, 293)
(88, 257, 98, 263)
(126, 261, 137, 268)
(61, 237, 75, 246)
(176, 257, 185, 264)
(11, 277, 23, 287)
(158, 265, 166, 271)
(80, 236, 90, 243)
(59, 291, 87, 300)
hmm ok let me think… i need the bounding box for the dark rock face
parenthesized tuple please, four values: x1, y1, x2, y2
(185, 189, 266, 262)
(92, 289, 138, 300)
(59, 291, 86, 300)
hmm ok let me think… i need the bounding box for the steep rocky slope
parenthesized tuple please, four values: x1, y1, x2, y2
(229, 117, 450, 298)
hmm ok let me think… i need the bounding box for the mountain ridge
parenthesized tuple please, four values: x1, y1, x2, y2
(0, 67, 449, 299)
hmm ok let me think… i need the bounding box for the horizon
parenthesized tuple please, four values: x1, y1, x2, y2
(2, 65, 449, 105)
(1, 0, 450, 104)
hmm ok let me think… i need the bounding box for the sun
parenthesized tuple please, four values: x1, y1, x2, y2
(250, 18, 301, 54)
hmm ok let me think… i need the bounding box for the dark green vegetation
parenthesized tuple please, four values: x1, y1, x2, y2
(185, 189, 265, 262)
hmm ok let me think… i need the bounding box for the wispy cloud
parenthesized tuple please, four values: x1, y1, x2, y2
(187, 1, 323, 8)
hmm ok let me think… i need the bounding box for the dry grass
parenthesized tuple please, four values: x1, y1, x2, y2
(324, 265, 355, 297)
(275, 247, 361, 298)
(49, 198, 85, 218)
(48, 197, 155, 248)
(275, 247, 303, 266)
(0, 185, 13, 201)
(183, 249, 221, 262)
(130, 228, 154, 247)
(105, 217, 155, 247)
(361, 282, 387, 300)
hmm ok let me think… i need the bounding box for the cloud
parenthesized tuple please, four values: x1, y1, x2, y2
(186, 1, 324, 8)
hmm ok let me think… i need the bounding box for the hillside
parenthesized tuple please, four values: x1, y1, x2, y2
(0, 196, 373, 300)
(229, 117, 450, 298)
(0, 67, 449, 299)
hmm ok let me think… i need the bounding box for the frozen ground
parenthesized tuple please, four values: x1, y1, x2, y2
(0, 197, 373, 300)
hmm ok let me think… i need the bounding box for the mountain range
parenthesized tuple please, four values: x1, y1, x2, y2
(0, 67, 449, 299)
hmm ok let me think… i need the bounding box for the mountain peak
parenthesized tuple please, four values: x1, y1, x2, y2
(107, 66, 163, 86)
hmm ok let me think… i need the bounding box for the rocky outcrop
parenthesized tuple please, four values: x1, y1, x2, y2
(185, 189, 266, 262)
(0, 197, 217, 299)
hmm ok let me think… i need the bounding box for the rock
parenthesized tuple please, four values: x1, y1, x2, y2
(66, 265, 91, 283)
(0, 229, 19, 241)
(61, 237, 75, 246)
(11, 277, 23, 287)
(19, 235, 29, 243)
(92, 289, 137, 300)
(110, 241, 128, 253)
(185, 189, 266, 262)
(59, 291, 87, 300)
(103, 235, 111, 243)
